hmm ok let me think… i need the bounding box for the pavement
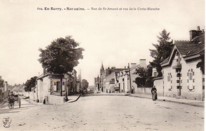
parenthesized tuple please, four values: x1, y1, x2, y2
(129, 93, 204, 107)
(92, 92, 204, 107)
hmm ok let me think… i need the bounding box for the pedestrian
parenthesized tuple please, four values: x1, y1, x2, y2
(151, 86, 157, 101)
(18, 96, 21, 108)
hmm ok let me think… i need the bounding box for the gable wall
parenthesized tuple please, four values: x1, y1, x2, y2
(162, 49, 203, 100)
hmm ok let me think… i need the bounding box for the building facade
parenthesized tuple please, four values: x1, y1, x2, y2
(36, 69, 80, 103)
(154, 27, 205, 100)
(95, 59, 147, 93)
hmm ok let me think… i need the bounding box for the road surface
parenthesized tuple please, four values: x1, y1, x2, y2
(0, 95, 204, 131)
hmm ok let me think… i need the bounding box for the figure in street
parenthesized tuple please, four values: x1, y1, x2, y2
(151, 86, 157, 101)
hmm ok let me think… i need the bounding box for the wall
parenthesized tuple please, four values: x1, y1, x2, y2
(181, 59, 203, 100)
(48, 95, 64, 104)
(130, 67, 139, 91)
(37, 76, 51, 103)
(162, 50, 203, 100)
(29, 91, 37, 101)
(134, 87, 151, 95)
(153, 79, 164, 96)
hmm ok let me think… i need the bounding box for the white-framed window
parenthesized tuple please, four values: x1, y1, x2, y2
(167, 73, 172, 81)
(187, 69, 194, 80)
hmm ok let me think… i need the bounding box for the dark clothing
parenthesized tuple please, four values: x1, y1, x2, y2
(8, 95, 15, 103)
(151, 87, 157, 93)
(151, 87, 157, 101)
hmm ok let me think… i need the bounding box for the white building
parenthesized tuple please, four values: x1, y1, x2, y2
(154, 27, 204, 100)
(36, 70, 79, 104)
(117, 59, 147, 93)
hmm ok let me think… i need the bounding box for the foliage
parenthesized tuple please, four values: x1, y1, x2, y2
(81, 79, 89, 94)
(134, 64, 153, 87)
(81, 79, 89, 90)
(197, 54, 205, 74)
(0, 79, 4, 87)
(24, 76, 37, 92)
(135, 67, 147, 78)
(150, 29, 173, 77)
(39, 36, 84, 96)
(39, 36, 84, 75)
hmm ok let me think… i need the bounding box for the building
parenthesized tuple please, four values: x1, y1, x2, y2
(95, 59, 147, 93)
(0, 76, 8, 102)
(94, 64, 125, 93)
(117, 59, 147, 93)
(36, 69, 80, 104)
(154, 27, 205, 100)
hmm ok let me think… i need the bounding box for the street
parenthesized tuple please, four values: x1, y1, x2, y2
(0, 95, 204, 131)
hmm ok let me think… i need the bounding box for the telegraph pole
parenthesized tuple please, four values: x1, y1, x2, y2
(128, 63, 132, 93)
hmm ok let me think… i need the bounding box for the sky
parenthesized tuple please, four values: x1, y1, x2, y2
(0, 0, 204, 85)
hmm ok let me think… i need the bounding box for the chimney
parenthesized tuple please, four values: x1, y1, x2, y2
(189, 26, 202, 41)
(197, 26, 200, 31)
(130, 63, 137, 68)
(139, 59, 146, 68)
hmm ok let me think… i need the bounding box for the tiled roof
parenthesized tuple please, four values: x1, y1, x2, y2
(161, 33, 204, 66)
(175, 40, 204, 57)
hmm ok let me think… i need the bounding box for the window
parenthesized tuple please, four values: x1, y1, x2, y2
(167, 73, 172, 82)
(154, 72, 157, 77)
(187, 69, 194, 81)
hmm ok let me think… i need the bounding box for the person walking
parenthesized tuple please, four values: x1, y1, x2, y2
(151, 86, 157, 101)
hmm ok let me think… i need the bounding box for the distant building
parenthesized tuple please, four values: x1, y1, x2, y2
(154, 27, 205, 100)
(95, 59, 147, 93)
(117, 59, 147, 93)
(94, 63, 125, 93)
(36, 69, 80, 104)
(0, 77, 8, 102)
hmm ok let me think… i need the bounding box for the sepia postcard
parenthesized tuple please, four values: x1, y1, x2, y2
(0, 0, 205, 131)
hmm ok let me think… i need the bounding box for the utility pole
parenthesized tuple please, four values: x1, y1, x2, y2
(79, 69, 82, 92)
(128, 63, 132, 93)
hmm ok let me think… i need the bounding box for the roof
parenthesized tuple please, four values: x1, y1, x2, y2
(175, 40, 204, 57)
(161, 32, 205, 66)
(153, 77, 163, 80)
(160, 57, 170, 65)
(105, 72, 116, 82)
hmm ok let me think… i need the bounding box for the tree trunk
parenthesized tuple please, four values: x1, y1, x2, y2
(65, 82, 68, 101)
(60, 76, 63, 96)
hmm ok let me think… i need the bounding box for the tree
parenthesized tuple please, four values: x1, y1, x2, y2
(39, 36, 84, 96)
(0, 79, 4, 87)
(145, 64, 153, 87)
(150, 29, 173, 77)
(81, 79, 89, 95)
(135, 67, 147, 78)
(197, 54, 205, 74)
(134, 65, 153, 87)
(24, 76, 37, 92)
